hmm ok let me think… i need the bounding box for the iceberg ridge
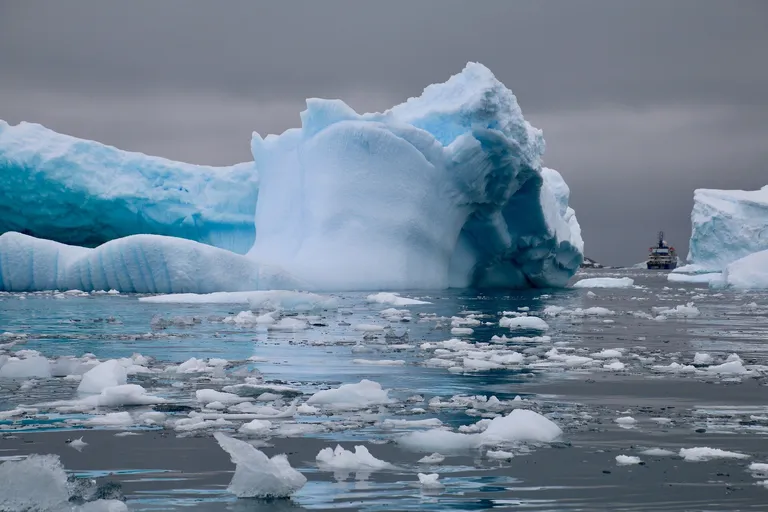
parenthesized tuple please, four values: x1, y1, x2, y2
(0, 120, 258, 254)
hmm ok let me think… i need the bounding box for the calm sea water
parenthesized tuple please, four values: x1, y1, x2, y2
(1, 268, 767, 511)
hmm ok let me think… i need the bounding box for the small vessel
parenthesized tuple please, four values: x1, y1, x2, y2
(647, 231, 677, 270)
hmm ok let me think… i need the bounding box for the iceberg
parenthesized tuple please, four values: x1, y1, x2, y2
(0, 62, 583, 292)
(0, 232, 304, 293)
(720, 249, 768, 289)
(686, 186, 768, 272)
(0, 120, 258, 254)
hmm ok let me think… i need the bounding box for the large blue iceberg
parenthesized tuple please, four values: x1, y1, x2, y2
(0, 120, 258, 253)
(0, 63, 583, 293)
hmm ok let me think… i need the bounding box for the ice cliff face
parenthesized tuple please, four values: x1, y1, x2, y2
(686, 186, 768, 271)
(250, 62, 583, 290)
(0, 120, 258, 254)
(0, 62, 583, 292)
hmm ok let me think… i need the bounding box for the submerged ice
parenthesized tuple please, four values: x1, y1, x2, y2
(0, 62, 583, 292)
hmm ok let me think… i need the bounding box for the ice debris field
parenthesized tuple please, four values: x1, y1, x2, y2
(0, 62, 583, 293)
(2, 268, 768, 510)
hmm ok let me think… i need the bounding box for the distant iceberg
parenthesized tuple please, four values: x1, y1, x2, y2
(0, 62, 583, 292)
(0, 120, 258, 254)
(684, 186, 768, 272)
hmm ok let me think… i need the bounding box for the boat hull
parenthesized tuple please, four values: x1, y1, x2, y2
(647, 262, 677, 270)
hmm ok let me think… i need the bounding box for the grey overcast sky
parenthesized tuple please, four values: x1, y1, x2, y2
(1, 0, 767, 265)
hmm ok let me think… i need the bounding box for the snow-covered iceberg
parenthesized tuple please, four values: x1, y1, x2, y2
(249, 63, 582, 290)
(0, 120, 258, 254)
(0, 62, 583, 292)
(685, 186, 768, 272)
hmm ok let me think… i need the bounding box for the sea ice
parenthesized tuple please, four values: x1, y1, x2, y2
(77, 360, 128, 394)
(417, 472, 443, 488)
(0, 355, 51, 379)
(499, 316, 549, 331)
(315, 445, 392, 471)
(572, 277, 634, 289)
(640, 448, 676, 456)
(366, 292, 431, 306)
(306, 379, 393, 410)
(616, 455, 642, 465)
(418, 453, 446, 464)
(214, 432, 306, 498)
(140, 290, 338, 310)
(679, 447, 750, 462)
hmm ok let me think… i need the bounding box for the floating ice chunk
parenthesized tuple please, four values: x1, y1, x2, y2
(196, 389, 253, 405)
(653, 303, 700, 318)
(214, 432, 306, 498)
(174, 417, 233, 432)
(418, 453, 445, 464)
(381, 418, 443, 429)
(0, 454, 70, 510)
(400, 409, 561, 453)
(499, 316, 549, 331)
(85, 384, 165, 407)
(652, 362, 697, 373)
(693, 352, 714, 365)
(603, 361, 626, 371)
(572, 277, 634, 289)
(451, 327, 474, 335)
(667, 273, 721, 284)
(482, 409, 562, 443)
(486, 449, 515, 460)
(77, 360, 127, 394)
(705, 359, 750, 375)
(0, 355, 51, 378)
(239, 419, 273, 436)
(85, 412, 134, 427)
(591, 349, 623, 359)
(679, 447, 750, 462)
(616, 455, 642, 465)
(417, 472, 443, 488)
(367, 292, 431, 306)
(640, 448, 676, 456)
(297, 403, 319, 415)
(615, 416, 637, 426)
(307, 380, 393, 410)
(68, 437, 88, 452)
(316, 445, 392, 471)
(352, 359, 406, 366)
(749, 462, 768, 476)
(353, 324, 386, 332)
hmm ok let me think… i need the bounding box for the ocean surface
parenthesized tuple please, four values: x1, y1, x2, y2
(1, 268, 767, 511)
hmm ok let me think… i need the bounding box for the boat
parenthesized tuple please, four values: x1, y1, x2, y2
(647, 231, 677, 270)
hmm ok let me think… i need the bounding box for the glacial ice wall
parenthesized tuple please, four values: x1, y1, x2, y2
(686, 186, 768, 271)
(0, 62, 583, 292)
(250, 62, 583, 290)
(0, 120, 258, 254)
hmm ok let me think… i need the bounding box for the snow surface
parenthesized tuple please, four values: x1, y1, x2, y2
(213, 432, 306, 498)
(687, 186, 768, 272)
(1, 63, 583, 292)
(0, 120, 258, 253)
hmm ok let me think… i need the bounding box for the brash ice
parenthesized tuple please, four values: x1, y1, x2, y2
(0, 63, 584, 292)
